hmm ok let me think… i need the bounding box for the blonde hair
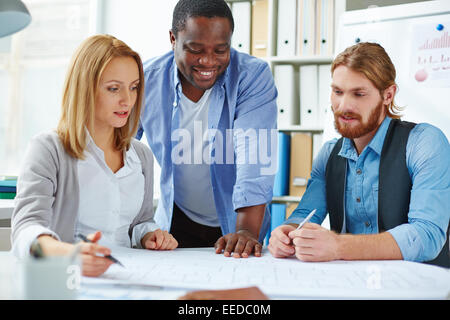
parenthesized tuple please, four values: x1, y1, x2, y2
(57, 34, 144, 159)
(331, 42, 402, 119)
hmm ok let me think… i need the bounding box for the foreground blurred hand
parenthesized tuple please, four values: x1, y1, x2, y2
(178, 286, 268, 300)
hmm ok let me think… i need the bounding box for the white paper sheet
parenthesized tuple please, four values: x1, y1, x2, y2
(410, 21, 450, 87)
(82, 246, 450, 299)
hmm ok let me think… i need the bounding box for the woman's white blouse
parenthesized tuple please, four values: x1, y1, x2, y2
(76, 133, 157, 248)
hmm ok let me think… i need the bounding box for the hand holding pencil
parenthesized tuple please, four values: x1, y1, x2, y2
(35, 231, 116, 277)
(268, 209, 317, 259)
(287, 209, 341, 262)
(76, 231, 118, 277)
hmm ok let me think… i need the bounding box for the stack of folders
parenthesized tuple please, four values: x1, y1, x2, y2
(229, 0, 334, 57)
(299, 64, 331, 128)
(269, 130, 313, 239)
(229, 0, 270, 57)
(267, 132, 290, 243)
(278, 0, 335, 56)
(274, 64, 298, 128)
(289, 133, 312, 200)
(230, 1, 251, 54)
(273, 132, 291, 197)
(0, 176, 17, 199)
(274, 62, 331, 158)
(265, 203, 287, 245)
(251, 0, 269, 57)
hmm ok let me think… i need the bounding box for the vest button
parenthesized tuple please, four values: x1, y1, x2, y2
(365, 221, 370, 227)
(356, 169, 362, 175)
(356, 197, 361, 203)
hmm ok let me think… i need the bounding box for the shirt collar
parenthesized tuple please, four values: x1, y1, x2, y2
(84, 127, 141, 165)
(338, 116, 392, 160)
(172, 60, 180, 91)
(367, 116, 392, 156)
(85, 127, 95, 149)
(125, 142, 141, 165)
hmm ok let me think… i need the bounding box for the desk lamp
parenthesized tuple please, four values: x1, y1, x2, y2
(0, 0, 31, 37)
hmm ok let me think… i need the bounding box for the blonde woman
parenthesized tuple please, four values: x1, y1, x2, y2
(11, 34, 178, 277)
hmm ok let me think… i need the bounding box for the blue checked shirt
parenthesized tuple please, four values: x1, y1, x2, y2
(285, 117, 450, 262)
(137, 49, 278, 242)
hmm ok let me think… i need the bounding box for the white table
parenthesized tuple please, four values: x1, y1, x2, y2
(0, 251, 187, 300)
(2, 246, 449, 300)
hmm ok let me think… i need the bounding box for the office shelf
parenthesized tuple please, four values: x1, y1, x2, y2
(271, 195, 302, 203)
(278, 126, 324, 133)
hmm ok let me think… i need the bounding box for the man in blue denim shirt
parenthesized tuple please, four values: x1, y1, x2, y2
(268, 43, 449, 267)
(137, 0, 277, 257)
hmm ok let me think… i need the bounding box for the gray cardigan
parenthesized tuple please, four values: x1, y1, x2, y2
(11, 131, 155, 256)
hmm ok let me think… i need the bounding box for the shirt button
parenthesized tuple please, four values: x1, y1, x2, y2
(356, 169, 362, 175)
(172, 101, 177, 107)
(356, 197, 361, 203)
(365, 221, 370, 227)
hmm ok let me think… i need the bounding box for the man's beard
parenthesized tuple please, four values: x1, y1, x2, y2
(333, 100, 384, 139)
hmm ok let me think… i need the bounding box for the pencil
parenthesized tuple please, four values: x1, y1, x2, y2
(75, 233, 124, 267)
(296, 209, 317, 230)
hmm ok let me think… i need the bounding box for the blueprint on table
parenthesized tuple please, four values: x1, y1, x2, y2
(82, 246, 450, 299)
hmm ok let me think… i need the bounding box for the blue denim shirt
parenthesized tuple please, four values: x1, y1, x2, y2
(137, 49, 278, 242)
(285, 117, 450, 262)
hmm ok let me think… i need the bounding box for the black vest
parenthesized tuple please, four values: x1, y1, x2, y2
(325, 119, 449, 268)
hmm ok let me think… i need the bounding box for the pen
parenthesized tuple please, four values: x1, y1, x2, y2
(296, 209, 317, 230)
(75, 233, 125, 268)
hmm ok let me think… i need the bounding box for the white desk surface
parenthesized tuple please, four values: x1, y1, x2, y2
(1, 247, 449, 300)
(0, 199, 14, 220)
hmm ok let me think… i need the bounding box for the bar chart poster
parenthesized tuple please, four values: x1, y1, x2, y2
(410, 21, 450, 87)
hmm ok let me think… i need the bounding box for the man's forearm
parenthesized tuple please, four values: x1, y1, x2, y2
(236, 204, 265, 239)
(337, 232, 403, 261)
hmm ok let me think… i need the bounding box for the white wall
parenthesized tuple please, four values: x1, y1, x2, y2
(101, 0, 180, 199)
(101, 0, 178, 61)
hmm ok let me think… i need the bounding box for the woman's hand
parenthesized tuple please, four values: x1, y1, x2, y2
(37, 231, 113, 277)
(141, 229, 178, 250)
(78, 231, 114, 277)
